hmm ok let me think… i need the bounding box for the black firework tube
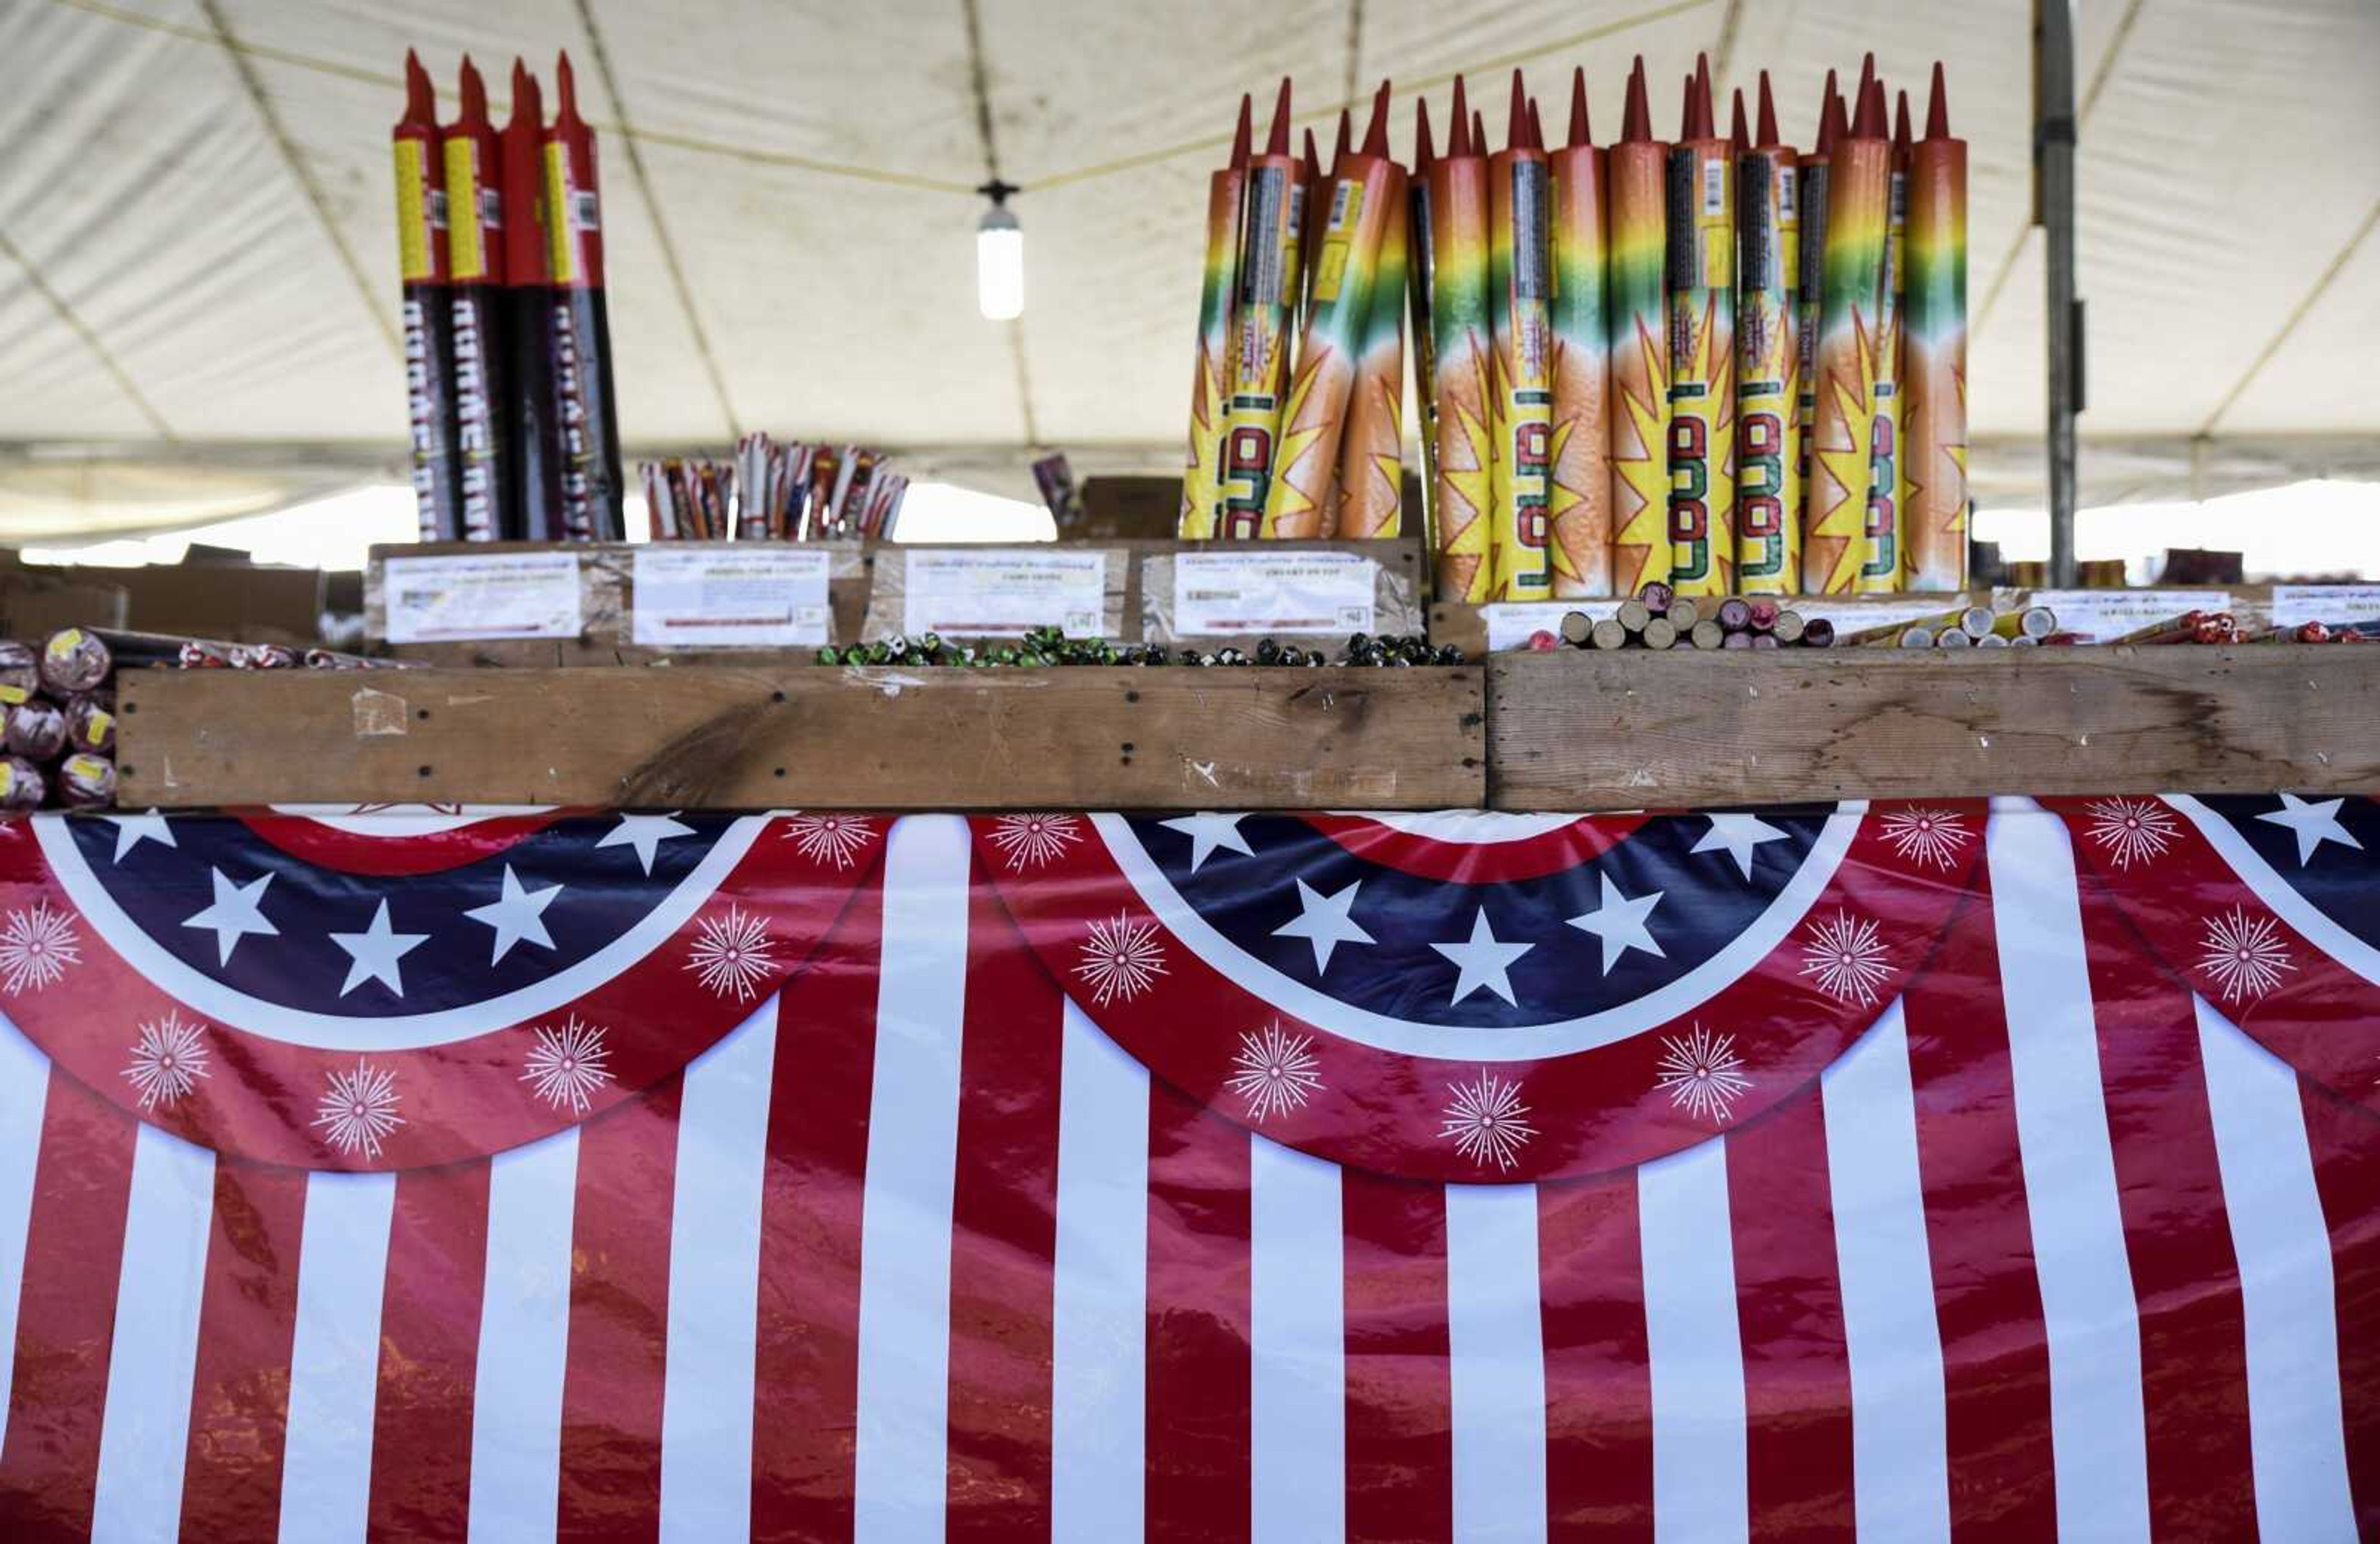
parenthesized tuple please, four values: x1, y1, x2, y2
(545, 52, 624, 540)
(395, 51, 463, 541)
(443, 57, 510, 540)
(503, 59, 562, 539)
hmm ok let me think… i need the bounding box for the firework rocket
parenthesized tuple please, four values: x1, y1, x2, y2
(1264, 83, 1396, 539)
(1793, 76, 1841, 570)
(1736, 75, 1800, 593)
(1299, 126, 1324, 327)
(1804, 58, 1890, 594)
(1859, 86, 1911, 592)
(1485, 72, 1555, 599)
(1406, 102, 1442, 547)
(1546, 68, 1612, 595)
(394, 51, 462, 542)
(1428, 77, 1495, 601)
(1667, 56, 1735, 597)
(545, 53, 624, 540)
(503, 61, 561, 540)
(1607, 58, 1671, 595)
(1337, 154, 1411, 537)
(1217, 79, 1305, 539)
(442, 58, 509, 542)
(1902, 63, 1969, 589)
(1176, 95, 1250, 539)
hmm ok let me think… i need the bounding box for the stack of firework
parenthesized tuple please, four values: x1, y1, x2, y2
(1841, 603, 2058, 648)
(638, 438, 909, 542)
(394, 51, 624, 545)
(1533, 582, 1839, 651)
(1176, 80, 1412, 542)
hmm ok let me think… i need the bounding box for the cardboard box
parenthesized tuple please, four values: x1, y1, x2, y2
(0, 555, 129, 639)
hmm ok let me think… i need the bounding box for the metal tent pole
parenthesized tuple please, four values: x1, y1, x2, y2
(2037, 0, 2082, 586)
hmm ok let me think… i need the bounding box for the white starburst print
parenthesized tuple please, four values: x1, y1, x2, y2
(2084, 797, 2181, 871)
(783, 813, 877, 870)
(987, 813, 1083, 871)
(1075, 911, 1169, 1007)
(520, 1015, 614, 1116)
(1656, 1025, 1754, 1124)
(2197, 907, 2298, 1004)
(0, 901, 80, 994)
(686, 905, 778, 1002)
(121, 1012, 209, 1111)
(1227, 1022, 1323, 1123)
(1440, 1070, 1538, 1172)
(313, 1058, 405, 1160)
(1879, 807, 1974, 872)
(1800, 911, 1893, 1006)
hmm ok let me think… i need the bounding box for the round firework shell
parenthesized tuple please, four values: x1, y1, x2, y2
(56, 752, 115, 809)
(6, 699, 66, 762)
(66, 695, 115, 756)
(0, 757, 44, 813)
(39, 629, 112, 696)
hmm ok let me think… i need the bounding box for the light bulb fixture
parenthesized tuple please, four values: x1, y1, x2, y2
(976, 179, 1024, 321)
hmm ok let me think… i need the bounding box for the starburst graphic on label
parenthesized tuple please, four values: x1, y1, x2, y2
(2197, 907, 2297, 1004)
(1260, 361, 1331, 534)
(1800, 911, 1893, 1005)
(1075, 911, 1168, 1007)
(314, 1058, 405, 1160)
(1809, 311, 1882, 593)
(0, 900, 80, 994)
(1181, 341, 1228, 534)
(1879, 806, 1973, 871)
(687, 904, 778, 1002)
(1656, 1024, 1753, 1125)
(987, 813, 1083, 871)
(521, 1015, 614, 1116)
(2084, 797, 2180, 871)
(783, 813, 876, 870)
(1440, 1069, 1538, 1173)
(122, 1012, 209, 1111)
(1611, 321, 1672, 589)
(1226, 1021, 1323, 1123)
(1433, 337, 1500, 599)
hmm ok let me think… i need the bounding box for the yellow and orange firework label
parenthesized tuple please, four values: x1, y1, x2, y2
(1666, 141, 1735, 597)
(1547, 143, 1611, 596)
(1860, 159, 1908, 593)
(1736, 150, 1799, 593)
(1218, 162, 1304, 539)
(1429, 156, 1495, 602)
(1901, 138, 1968, 590)
(1606, 142, 1670, 596)
(1338, 167, 1411, 537)
(1489, 153, 1556, 600)
(1804, 138, 1889, 594)
(1178, 166, 1242, 537)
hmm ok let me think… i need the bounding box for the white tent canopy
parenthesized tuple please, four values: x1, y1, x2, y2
(1, 0, 2374, 539)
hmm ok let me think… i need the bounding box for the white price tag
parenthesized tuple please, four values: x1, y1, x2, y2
(383, 552, 581, 643)
(1480, 601, 1613, 650)
(2032, 589, 2229, 643)
(2272, 585, 2380, 628)
(631, 549, 831, 647)
(902, 549, 1107, 638)
(1172, 551, 1377, 636)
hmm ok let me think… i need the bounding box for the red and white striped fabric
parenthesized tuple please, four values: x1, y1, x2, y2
(0, 798, 2372, 1539)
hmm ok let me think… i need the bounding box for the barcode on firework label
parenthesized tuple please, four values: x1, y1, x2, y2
(571, 190, 600, 231)
(1329, 181, 1355, 232)
(1172, 551, 1376, 637)
(480, 187, 502, 231)
(428, 188, 450, 228)
(1889, 172, 1907, 223)
(1778, 165, 1797, 221)
(1241, 167, 1288, 307)
(1512, 161, 1549, 301)
(1703, 158, 1726, 216)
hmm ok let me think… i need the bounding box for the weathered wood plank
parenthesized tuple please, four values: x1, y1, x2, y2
(1489, 646, 2380, 810)
(119, 666, 1487, 811)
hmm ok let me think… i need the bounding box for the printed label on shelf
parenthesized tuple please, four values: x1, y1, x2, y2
(1173, 551, 1378, 636)
(2031, 589, 2231, 643)
(384, 552, 582, 642)
(902, 549, 1108, 638)
(1481, 601, 1615, 650)
(632, 549, 831, 647)
(2272, 585, 2380, 628)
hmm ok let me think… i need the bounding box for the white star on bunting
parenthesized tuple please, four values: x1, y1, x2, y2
(182, 868, 279, 966)
(1693, 812, 1789, 880)
(1430, 908, 1532, 1007)
(597, 813, 696, 876)
(1272, 878, 1375, 974)
(1564, 873, 1666, 975)
(104, 809, 177, 863)
(464, 865, 563, 964)
(1158, 811, 1254, 873)
(328, 899, 430, 999)
(2257, 793, 2364, 867)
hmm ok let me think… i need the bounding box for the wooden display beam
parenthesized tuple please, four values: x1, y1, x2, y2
(1489, 645, 2380, 810)
(117, 665, 1486, 812)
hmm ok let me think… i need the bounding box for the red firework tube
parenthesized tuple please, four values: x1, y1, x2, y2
(1747, 596, 1779, 632)
(1547, 68, 1612, 595)
(1299, 126, 1324, 326)
(443, 58, 509, 541)
(394, 50, 462, 541)
(545, 52, 624, 541)
(1487, 71, 1556, 599)
(503, 60, 562, 540)
(1902, 63, 1968, 589)
(1337, 154, 1411, 537)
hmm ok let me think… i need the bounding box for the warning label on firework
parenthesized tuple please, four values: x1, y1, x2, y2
(2273, 585, 2380, 627)
(2032, 589, 2231, 643)
(632, 549, 831, 647)
(1481, 601, 1617, 651)
(902, 549, 1108, 638)
(384, 552, 582, 642)
(1174, 552, 1377, 636)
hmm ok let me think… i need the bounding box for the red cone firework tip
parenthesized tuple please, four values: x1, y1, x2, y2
(1528, 98, 1546, 151)
(457, 53, 487, 123)
(1473, 110, 1486, 153)
(1856, 51, 1876, 107)
(1694, 52, 1715, 138)
(1302, 127, 1321, 185)
(1449, 74, 1473, 157)
(1332, 108, 1352, 173)
(1926, 61, 1951, 138)
(503, 61, 545, 281)
(1678, 74, 1695, 141)
(1854, 73, 1886, 138)
(1414, 97, 1437, 169)
(1621, 56, 1652, 143)
(1230, 92, 1253, 168)
(554, 50, 580, 133)
(1362, 81, 1391, 157)
(1821, 77, 1849, 151)
(1730, 88, 1749, 154)
(1507, 69, 1528, 152)
(1264, 77, 1292, 156)
(1756, 70, 1780, 148)
(402, 48, 434, 127)
(1894, 88, 1912, 154)
(1567, 67, 1590, 148)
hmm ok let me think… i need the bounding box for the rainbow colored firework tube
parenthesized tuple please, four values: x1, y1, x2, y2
(1299, 126, 1324, 329)
(502, 61, 560, 540)
(1427, 77, 1494, 601)
(1217, 79, 1304, 539)
(1736, 74, 1800, 593)
(1176, 95, 1251, 538)
(1263, 84, 1396, 539)
(1804, 61, 1890, 594)
(1665, 56, 1734, 597)
(1794, 77, 1841, 565)
(1858, 85, 1911, 592)
(441, 58, 509, 542)
(1606, 58, 1671, 596)
(1337, 156, 1411, 537)
(1902, 63, 1969, 590)
(1406, 101, 1442, 548)
(544, 52, 624, 541)
(1486, 71, 1554, 600)
(394, 51, 461, 542)
(1546, 68, 1611, 596)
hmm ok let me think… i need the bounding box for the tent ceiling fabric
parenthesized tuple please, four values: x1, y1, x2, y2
(0, 0, 2374, 539)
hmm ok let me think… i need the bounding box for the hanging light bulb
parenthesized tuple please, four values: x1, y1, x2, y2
(976, 180, 1024, 321)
